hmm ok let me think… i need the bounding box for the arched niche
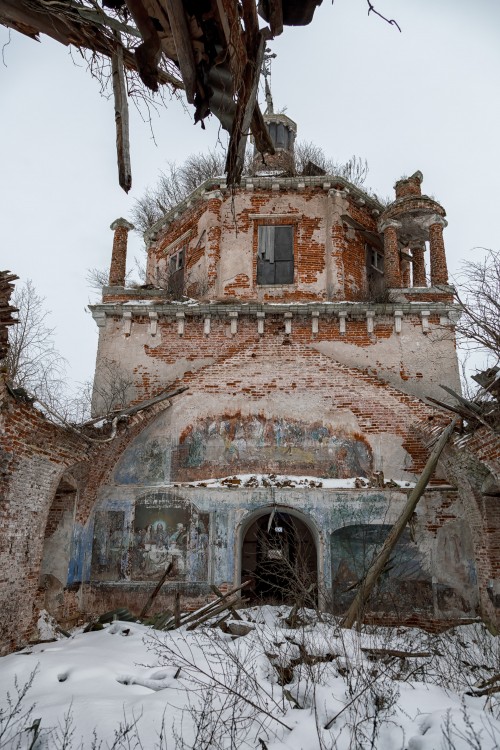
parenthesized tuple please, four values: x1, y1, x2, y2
(330, 523, 431, 616)
(38, 472, 78, 618)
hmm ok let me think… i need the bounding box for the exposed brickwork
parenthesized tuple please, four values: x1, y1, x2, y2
(411, 245, 427, 287)
(0, 373, 181, 654)
(382, 223, 402, 287)
(0, 271, 18, 361)
(0, 379, 90, 654)
(395, 173, 422, 199)
(429, 220, 449, 285)
(383, 196, 446, 222)
(109, 219, 134, 287)
(6, 166, 495, 655)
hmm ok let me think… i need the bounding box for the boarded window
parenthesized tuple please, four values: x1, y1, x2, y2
(365, 243, 385, 299)
(257, 225, 294, 285)
(168, 246, 186, 297)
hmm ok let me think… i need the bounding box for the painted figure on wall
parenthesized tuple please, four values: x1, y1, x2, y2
(174, 414, 372, 481)
(91, 496, 210, 583)
(91, 510, 127, 581)
(130, 498, 209, 582)
(331, 523, 431, 613)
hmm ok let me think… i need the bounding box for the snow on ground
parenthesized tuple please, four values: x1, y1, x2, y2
(0, 607, 499, 749)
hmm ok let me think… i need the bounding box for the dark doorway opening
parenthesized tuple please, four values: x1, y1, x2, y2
(242, 511, 317, 606)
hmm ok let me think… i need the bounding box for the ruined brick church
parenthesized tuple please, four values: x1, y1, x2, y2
(1, 104, 499, 653)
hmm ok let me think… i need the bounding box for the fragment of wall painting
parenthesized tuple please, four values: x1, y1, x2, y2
(330, 524, 432, 613)
(91, 502, 210, 583)
(175, 415, 373, 480)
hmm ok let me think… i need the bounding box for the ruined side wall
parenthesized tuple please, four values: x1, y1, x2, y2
(0, 380, 89, 655)
(440, 427, 500, 625)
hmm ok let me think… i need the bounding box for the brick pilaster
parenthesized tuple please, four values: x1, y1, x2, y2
(401, 253, 411, 287)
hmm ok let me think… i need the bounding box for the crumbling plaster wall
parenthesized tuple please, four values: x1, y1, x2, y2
(438, 429, 500, 625)
(82, 484, 479, 626)
(92, 311, 459, 428)
(148, 187, 379, 302)
(0, 375, 180, 654)
(0, 380, 90, 654)
(310, 316, 461, 402)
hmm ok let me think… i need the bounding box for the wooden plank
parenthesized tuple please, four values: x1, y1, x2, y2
(210, 584, 242, 620)
(174, 591, 181, 627)
(226, 30, 268, 184)
(142, 0, 177, 60)
(186, 596, 248, 630)
(112, 33, 132, 194)
(139, 562, 173, 619)
(170, 580, 251, 629)
(267, 0, 283, 36)
(251, 103, 275, 156)
(164, 0, 197, 103)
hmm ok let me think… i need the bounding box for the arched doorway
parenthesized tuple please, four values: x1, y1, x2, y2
(241, 509, 318, 606)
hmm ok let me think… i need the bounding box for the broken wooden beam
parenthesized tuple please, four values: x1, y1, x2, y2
(164, 0, 198, 103)
(112, 32, 132, 194)
(361, 647, 433, 659)
(210, 584, 243, 620)
(165, 580, 251, 630)
(139, 562, 173, 619)
(186, 597, 248, 630)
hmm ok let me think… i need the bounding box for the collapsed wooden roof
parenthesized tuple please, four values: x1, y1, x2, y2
(0, 0, 322, 190)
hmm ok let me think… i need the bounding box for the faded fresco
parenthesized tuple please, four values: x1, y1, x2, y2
(331, 524, 432, 613)
(114, 435, 171, 485)
(90, 496, 210, 583)
(130, 495, 209, 582)
(174, 415, 372, 480)
(91, 510, 128, 581)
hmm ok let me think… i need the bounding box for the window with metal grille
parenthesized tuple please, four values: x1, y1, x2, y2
(257, 225, 294, 285)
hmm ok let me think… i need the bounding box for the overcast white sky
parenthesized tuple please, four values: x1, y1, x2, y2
(1, 0, 499, 394)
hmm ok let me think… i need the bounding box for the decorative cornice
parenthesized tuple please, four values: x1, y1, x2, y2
(90, 299, 460, 320)
(144, 174, 384, 243)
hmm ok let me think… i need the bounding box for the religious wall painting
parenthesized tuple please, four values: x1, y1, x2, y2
(330, 523, 432, 614)
(130, 495, 209, 583)
(90, 495, 210, 583)
(174, 414, 372, 481)
(91, 510, 128, 582)
(112, 409, 173, 486)
(114, 436, 170, 485)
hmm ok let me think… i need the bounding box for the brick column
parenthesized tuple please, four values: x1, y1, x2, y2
(109, 218, 134, 286)
(401, 251, 411, 287)
(411, 242, 427, 287)
(428, 216, 448, 286)
(378, 220, 402, 287)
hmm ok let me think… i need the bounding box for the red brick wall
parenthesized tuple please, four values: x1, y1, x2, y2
(0, 376, 179, 654)
(0, 379, 89, 654)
